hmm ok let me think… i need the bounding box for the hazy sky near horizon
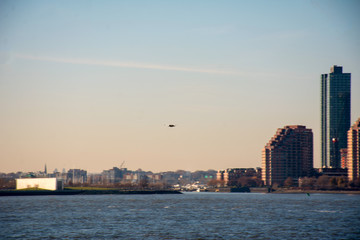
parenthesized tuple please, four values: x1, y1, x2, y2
(0, 0, 359, 173)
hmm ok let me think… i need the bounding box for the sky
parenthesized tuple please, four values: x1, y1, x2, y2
(0, 0, 359, 173)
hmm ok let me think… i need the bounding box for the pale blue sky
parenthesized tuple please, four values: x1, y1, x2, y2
(0, 0, 359, 173)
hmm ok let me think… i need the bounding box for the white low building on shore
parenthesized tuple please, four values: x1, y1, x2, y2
(16, 178, 63, 191)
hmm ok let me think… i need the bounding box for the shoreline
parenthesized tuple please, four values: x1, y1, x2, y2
(269, 189, 360, 194)
(210, 187, 360, 194)
(1, 189, 359, 196)
(0, 189, 182, 196)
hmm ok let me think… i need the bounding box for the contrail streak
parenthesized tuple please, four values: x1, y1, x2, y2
(14, 53, 242, 76)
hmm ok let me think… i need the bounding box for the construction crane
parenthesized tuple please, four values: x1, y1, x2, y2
(120, 161, 125, 169)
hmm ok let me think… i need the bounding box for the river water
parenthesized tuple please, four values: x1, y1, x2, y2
(1, 192, 359, 239)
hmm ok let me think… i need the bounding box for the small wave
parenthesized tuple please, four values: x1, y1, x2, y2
(312, 210, 337, 213)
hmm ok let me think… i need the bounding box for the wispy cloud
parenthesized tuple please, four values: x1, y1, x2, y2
(191, 25, 235, 35)
(254, 30, 308, 42)
(12, 53, 313, 81)
(14, 53, 243, 76)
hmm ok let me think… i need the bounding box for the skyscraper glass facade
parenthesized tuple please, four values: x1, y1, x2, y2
(321, 66, 351, 168)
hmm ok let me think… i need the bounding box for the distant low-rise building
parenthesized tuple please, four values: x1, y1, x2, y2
(67, 169, 87, 184)
(317, 168, 347, 177)
(102, 167, 121, 183)
(146, 173, 163, 183)
(123, 172, 139, 183)
(87, 173, 103, 185)
(217, 168, 261, 185)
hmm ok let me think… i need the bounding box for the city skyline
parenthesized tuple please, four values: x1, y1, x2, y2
(1, 1, 360, 173)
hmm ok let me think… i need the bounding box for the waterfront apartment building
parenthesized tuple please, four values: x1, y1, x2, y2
(262, 125, 313, 186)
(347, 118, 360, 182)
(321, 65, 351, 168)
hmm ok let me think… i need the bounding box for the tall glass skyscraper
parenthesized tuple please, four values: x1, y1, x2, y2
(321, 65, 351, 168)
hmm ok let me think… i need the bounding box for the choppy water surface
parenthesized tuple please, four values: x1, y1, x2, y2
(1, 192, 359, 239)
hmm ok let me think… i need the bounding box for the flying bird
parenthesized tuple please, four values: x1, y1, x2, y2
(168, 124, 176, 128)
